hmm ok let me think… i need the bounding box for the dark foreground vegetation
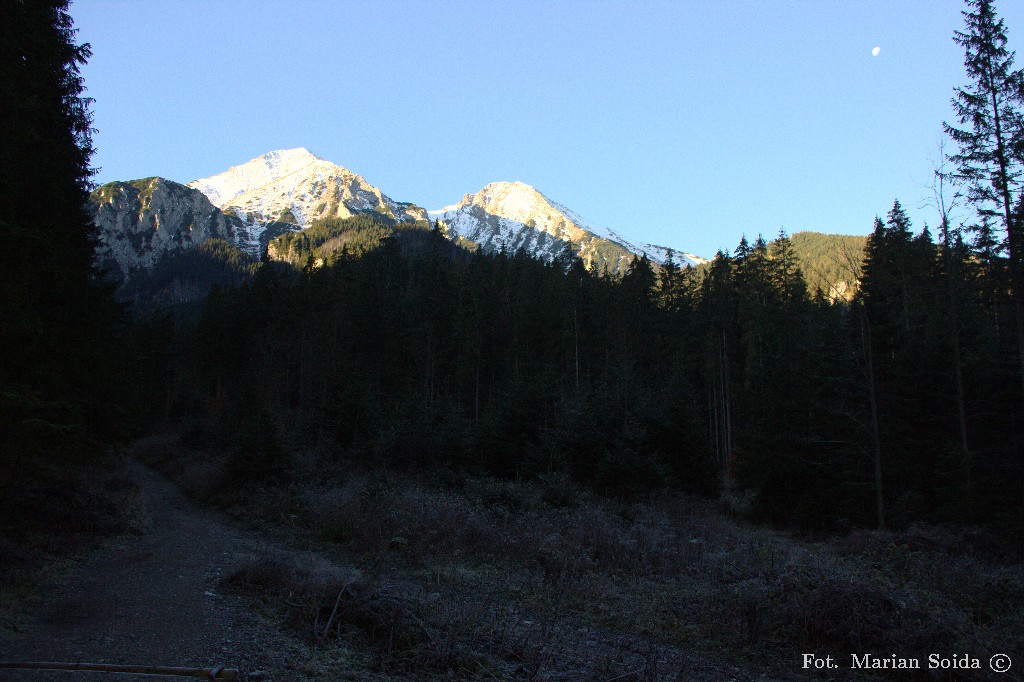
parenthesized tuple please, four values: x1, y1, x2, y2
(137, 433, 1024, 680)
(3, 0, 1024, 680)
(0, 0, 141, 581)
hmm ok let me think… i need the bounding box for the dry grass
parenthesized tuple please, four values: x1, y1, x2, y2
(137, 436, 1024, 680)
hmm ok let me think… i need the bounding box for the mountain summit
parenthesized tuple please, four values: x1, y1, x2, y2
(187, 148, 427, 253)
(431, 181, 705, 274)
(91, 149, 707, 279)
(187, 148, 324, 208)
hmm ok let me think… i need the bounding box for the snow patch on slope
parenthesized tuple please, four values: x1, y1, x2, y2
(548, 200, 705, 267)
(432, 181, 706, 269)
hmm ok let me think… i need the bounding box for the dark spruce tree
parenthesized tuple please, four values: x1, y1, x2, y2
(944, 0, 1024, 396)
(0, 0, 121, 469)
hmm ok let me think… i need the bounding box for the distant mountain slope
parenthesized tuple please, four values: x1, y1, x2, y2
(790, 231, 867, 300)
(90, 178, 242, 281)
(431, 181, 706, 276)
(93, 150, 714, 287)
(187, 148, 427, 254)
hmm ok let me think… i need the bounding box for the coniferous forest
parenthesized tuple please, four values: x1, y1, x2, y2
(4, 0, 1024, 679)
(150, 199, 1023, 535)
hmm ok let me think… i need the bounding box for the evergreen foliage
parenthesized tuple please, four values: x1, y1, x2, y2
(118, 238, 255, 313)
(789, 232, 867, 299)
(171, 234, 718, 497)
(944, 0, 1024, 396)
(146, 215, 1024, 538)
(0, 0, 125, 469)
(266, 215, 435, 267)
(0, 1, 139, 566)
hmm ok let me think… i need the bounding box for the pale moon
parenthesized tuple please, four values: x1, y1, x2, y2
(872, 46, 881, 56)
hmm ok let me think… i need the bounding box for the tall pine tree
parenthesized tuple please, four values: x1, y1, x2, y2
(944, 0, 1024, 395)
(0, 0, 119, 467)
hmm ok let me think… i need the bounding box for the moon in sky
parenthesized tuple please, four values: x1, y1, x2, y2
(872, 46, 881, 56)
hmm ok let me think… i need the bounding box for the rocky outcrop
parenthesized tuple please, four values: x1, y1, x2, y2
(90, 178, 242, 281)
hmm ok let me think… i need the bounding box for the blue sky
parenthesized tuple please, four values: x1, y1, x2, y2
(71, 1, 1024, 259)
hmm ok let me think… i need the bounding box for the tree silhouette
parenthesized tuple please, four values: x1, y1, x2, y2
(944, 0, 1024, 395)
(0, 0, 122, 469)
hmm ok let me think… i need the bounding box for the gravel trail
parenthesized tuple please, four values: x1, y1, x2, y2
(1, 460, 308, 681)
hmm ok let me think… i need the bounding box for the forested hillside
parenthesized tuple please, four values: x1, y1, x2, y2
(132, 206, 1018, 534)
(790, 231, 867, 300)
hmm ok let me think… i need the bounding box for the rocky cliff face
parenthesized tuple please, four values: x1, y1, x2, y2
(430, 181, 706, 275)
(90, 178, 242, 280)
(187, 148, 428, 253)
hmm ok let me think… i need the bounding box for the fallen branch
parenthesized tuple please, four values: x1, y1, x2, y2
(0, 661, 269, 680)
(317, 580, 353, 642)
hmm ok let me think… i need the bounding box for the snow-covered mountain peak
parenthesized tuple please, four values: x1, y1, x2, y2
(248, 147, 323, 171)
(187, 148, 348, 209)
(266, 147, 320, 162)
(431, 180, 707, 271)
(468, 180, 544, 204)
(451, 181, 573, 229)
(186, 149, 427, 253)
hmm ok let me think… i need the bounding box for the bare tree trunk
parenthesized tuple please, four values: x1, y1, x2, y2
(719, 328, 734, 486)
(573, 305, 580, 391)
(933, 154, 974, 510)
(860, 309, 886, 529)
(1007, 220, 1024, 400)
(943, 232, 973, 508)
(709, 383, 719, 467)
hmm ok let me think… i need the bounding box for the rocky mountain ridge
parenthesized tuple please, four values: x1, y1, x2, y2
(431, 181, 705, 275)
(89, 148, 708, 279)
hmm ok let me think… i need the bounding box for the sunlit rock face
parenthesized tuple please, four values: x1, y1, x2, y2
(90, 177, 241, 280)
(430, 180, 707, 275)
(188, 148, 428, 254)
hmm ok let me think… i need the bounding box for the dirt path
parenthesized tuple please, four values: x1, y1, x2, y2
(1, 459, 310, 681)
